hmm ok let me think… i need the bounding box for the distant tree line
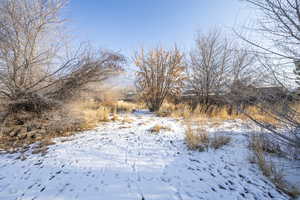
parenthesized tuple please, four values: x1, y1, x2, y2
(135, 0, 300, 152)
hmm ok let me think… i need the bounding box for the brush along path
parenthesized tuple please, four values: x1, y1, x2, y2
(0, 110, 289, 200)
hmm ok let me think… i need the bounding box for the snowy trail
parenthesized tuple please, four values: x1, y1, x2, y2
(0, 111, 289, 200)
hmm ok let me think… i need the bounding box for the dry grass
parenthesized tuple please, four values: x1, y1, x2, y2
(120, 114, 134, 123)
(157, 102, 278, 126)
(242, 105, 278, 124)
(155, 102, 176, 117)
(171, 104, 192, 119)
(115, 101, 142, 113)
(0, 99, 139, 152)
(185, 125, 209, 151)
(96, 107, 110, 122)
(249, 134, 283, 155)
(148, 124, 171, 133)
(89, 84, 124, 104)
(211, 134, 231, 149)
(250, 141, 286, 194)
(67, 100, 141, 128)
(185, 123, 231, 151)
(111, 113, 119, 121)
(290, 103, 300, 122)
(193, 104, 237, 120)
(67, 100, 111, 129)
(68, 100, 141, 126)
(157, 103, 238, 120)
(249, 135, 284, 180)
(249, 134, 300, 198)
(0, 83, 142, 152)
(156, 102, 192, 118)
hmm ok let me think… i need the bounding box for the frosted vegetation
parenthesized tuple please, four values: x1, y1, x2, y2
(0, 0, 300, 199)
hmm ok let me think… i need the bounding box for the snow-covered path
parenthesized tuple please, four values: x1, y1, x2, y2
(0, 111, 289, 200)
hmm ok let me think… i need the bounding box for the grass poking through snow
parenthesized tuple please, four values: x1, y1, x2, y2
(185, 124, 231, 151)
(211, 135, 231, 149)
(185, 125, 209, 151)
(148, 125, 171, 133)
(249, 134, 300, 198)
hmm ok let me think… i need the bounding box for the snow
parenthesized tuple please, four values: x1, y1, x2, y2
(0, 110, 294, 200)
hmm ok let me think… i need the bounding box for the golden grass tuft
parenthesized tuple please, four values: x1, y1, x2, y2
(96, 107, 110, 122)
(68, 100, 111, 129)
(185, 123, 231, 151)
(111, 113, 119, 121)
(243, 105, 277, 124)
(156, 102, 192, 118)
(115, 101, 141, 113)
(67, 100, 141, 128)
(185, 125, 209, 151)
(249, 134, 283, 178)
(148, 124, 171, 133)
(193, 104, 239, 120)
(171, 104, 192, 119)
(157, 101, 279, 126)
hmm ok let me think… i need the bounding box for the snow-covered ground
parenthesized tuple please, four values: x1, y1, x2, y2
(0, 110, 297, 200)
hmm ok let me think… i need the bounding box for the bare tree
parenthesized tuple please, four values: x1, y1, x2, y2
(238, 0, 300, 60)
(231, 49, 257, 87)
(187, 29, 266, 115)
(135, 47, 186, 112)
(0, 0, 125, 115)
(238, 0, 300, 155)
(188, 30, 258, 105)
(188, 30, 231, 105)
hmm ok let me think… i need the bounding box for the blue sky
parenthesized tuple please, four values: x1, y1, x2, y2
(64, 1, 252, 85)
(65, 0, 251, 57)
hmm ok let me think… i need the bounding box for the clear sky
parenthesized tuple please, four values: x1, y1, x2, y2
(64, 0, 252, 85)
(65, 0, 251, 57)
